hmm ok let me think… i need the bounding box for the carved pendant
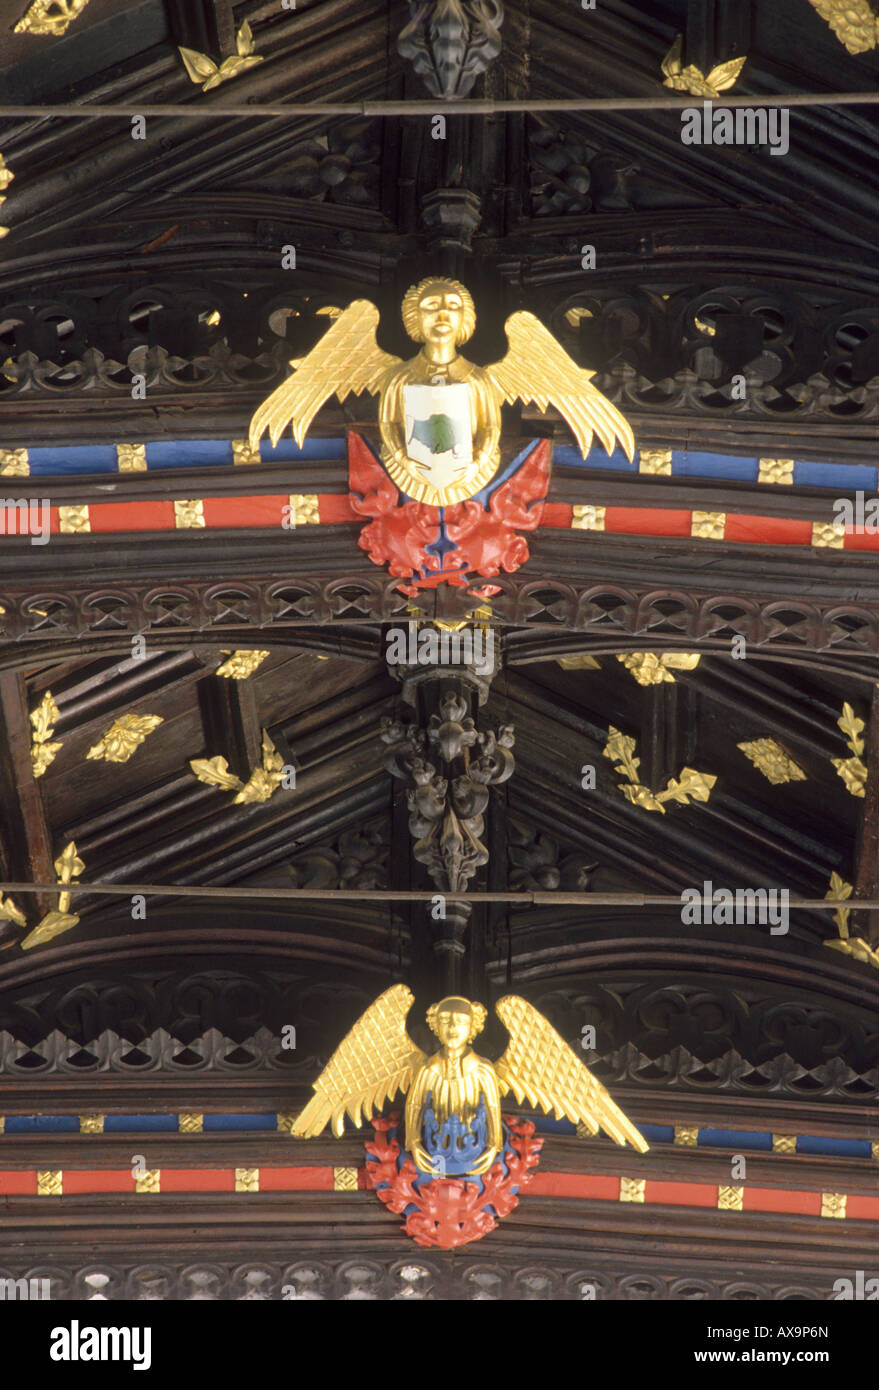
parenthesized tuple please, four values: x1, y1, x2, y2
(364, 1112, 542, 1249)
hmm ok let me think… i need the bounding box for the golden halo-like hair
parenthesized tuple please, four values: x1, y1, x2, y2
(426, 996, 487, 1044)
(401, 277, 476, 345)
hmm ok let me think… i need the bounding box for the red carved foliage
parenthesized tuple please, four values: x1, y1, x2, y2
(347, 434, 551, 596)
(347, 436, 444, 582)
(364, 1114, 543, 1250)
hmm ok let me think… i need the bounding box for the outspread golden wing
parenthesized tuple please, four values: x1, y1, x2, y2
(486, 311, 635, 463)
(494, 995, 648, 1152)
(292, 984, 426, 1139)
(249, 299, 401, 449)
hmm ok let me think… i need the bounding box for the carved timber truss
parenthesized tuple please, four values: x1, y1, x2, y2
(3, 0, 879, 1297)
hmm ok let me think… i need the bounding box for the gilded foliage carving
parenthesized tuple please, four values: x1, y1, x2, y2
(603, 727, 716, 814)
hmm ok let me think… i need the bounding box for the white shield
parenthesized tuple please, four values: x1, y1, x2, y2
(403, 383, 473, 493)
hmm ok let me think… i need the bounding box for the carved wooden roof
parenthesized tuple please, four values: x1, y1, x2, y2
(2, 0, 879, 1301)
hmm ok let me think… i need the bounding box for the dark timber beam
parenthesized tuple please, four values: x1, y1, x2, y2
(0, 672, 56, 935)
(686, 0, 751, 72)
(197, 672, 262, 784)
(640, 681, 698, 795)
(852, 685, 879, 946)
(165, 0, 237, 58)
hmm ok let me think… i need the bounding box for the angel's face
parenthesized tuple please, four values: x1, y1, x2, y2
(436, 1009, 471, 1050)
(417, 291, 465, 347)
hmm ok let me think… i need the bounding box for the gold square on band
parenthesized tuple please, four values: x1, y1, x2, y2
(58, 505, 90, 534)
(717, 1186, 743, 1211)
(639, 448, 673, 476)
(620, 1177, 645, 1203)
(174, 499, 205, 529)
(691, 511, 726, 540)
(571, 505, 606, 532)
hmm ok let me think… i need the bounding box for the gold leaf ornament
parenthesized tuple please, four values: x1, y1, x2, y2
(0, 892, 26, 927)
(189, 756, 244, 792)
(661, 34, 747, 98)
(20, 840, 84, 950)
(55, 841, 85, 886)
(831, 702, 868, 798)
(737, 738, 806, 786)
(87, 713, 163, 764)
(603, 726, 642, 784)
(833, 757, 868, 797)
(826, 871, 853, 937)
(605, 726, 716, 813)
(14, 0, 91, 37)
(189, 731, 288, 803)
(30, 690, 63, 777)
(178, 47, 220, 84)
(20, 910, 80, 950)
(215, 650, 270, 680)
(822, 872, 879, 970)
(617, 652, 700, 686)
(826, 935, 879, 969)
(661, 768, 717, 806)
(0, 153, 13, 239)
(807, 0, 878, 54)
(234, 731, 287, 804)
(0, 447, 29, 476)
(179, 20, 263, 93)
(839, 702, 865, 757)
(557, 653, 601, 671)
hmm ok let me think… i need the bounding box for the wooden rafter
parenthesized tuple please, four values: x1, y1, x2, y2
(165, 0, 237, 60)
(852, 684, 879, 945)
(197, 670, 262, 784)
(0, 671, 55, 933)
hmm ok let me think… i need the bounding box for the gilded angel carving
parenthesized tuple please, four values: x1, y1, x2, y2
(249, 278, 634, 507)
(291, 985, 648, 1177)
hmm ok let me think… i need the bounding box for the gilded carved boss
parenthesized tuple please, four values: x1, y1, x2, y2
(249, 279, 633, 591)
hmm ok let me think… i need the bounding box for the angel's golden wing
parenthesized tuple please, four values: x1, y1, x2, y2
(486, 312, 635, 463)
(494, 995, 648, 1152)
(292, 984, 426, 1139)
(249, 299, 401, 449)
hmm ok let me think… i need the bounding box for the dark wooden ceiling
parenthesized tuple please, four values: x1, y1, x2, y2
(1, 0, 879, 454)
(2, 0, 879, 1297)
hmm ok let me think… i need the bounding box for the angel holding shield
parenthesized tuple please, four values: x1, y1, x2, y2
(291, 986, 647, 1177)
(249, 277, 634, 508)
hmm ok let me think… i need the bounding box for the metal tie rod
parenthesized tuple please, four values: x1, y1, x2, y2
(0, 92, 878, 119)
(0, 880, 866, 909)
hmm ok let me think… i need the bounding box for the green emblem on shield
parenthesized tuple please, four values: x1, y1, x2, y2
(403, 383, 473, 492)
